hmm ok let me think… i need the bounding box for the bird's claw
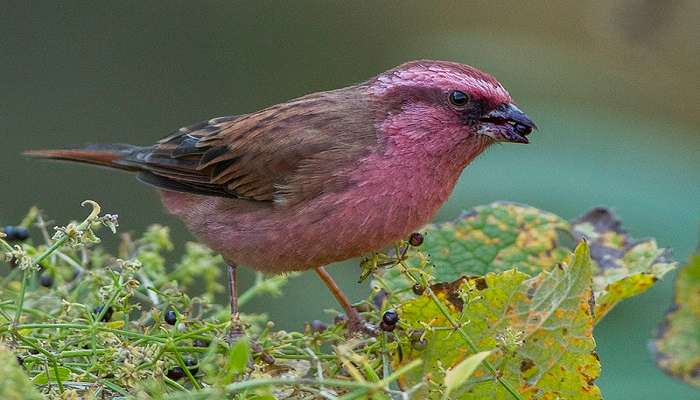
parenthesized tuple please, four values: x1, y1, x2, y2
(224, 321, 276, 364)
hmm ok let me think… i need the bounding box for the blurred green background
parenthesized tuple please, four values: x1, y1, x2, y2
(1, 1, 699, 398)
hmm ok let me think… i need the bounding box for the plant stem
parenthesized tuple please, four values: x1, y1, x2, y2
(226, 378, 371, 392)
(425, 287, 523, 400)
(224, 360, 421, 395)
(51, 359, 65, 393)
(12, 269, 29, 325)
(390, 250, 523, 400)
(13, 201, 102, 326)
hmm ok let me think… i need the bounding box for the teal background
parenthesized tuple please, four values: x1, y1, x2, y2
(1, 2, 699, 398)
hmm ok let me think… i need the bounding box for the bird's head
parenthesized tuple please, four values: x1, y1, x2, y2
(367, 60, 536, 159)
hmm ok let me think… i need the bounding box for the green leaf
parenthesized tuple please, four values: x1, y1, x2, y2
(0, 346, 43, 400)
(228, 337, 250, 375)
(396, 242, 601, 399)
(31, 365, 71, 385)
(653, 246, 700, 389)
(422, 202, 571, 280)
(377, 203, 674, 324)
(443, 350, 493, 397)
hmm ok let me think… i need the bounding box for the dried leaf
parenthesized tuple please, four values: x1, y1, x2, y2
(571, 208, 675, 321)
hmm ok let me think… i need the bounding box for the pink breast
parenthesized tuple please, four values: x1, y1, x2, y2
(159, 150, 465, 273)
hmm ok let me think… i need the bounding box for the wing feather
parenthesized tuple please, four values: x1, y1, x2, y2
(123, 88, 378, 204)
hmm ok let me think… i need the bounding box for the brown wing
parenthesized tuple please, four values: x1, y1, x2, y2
(120, 88, 378, 204)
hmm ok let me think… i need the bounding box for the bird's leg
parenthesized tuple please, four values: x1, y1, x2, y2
(223, 263, 275, 364)
(315, 266, 376, 335)
(227, 262, 239, 319)
(225, 262, 244, 343)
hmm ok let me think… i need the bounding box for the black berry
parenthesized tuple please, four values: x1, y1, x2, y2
(39, 274, 54, 288)
(94, 305, 113, 322)
(192, 338, 209, 348)
(164, 310, 177, 325)
(412, 284, 425, 295)
(166, 366, 185, 380)
(382, 310, 399, 326)
(380, 321, 396, 332)
(2, 226, 15, 239)
(14, 227, 29, 241)
(2, 226, 29, 241)
(310, 320, 327, 332)
(408, 232, 424, 247)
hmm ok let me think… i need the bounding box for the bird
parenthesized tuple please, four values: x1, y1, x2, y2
(26, 60, 535, 335)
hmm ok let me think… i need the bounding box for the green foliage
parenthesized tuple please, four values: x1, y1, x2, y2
(0, 345, 43, 400)
(0, 201, 677, 399)
(382, 203, 674, 323)
(653, 243, 700, 389)
(420, 202, 570, 279)
(391, 243, 600, 399)
(32, 366, 71, 385)
(443, 350, 493, 398)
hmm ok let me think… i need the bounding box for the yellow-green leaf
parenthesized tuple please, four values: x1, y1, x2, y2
(653, 246, 700, 389)
(396, 242, 601, 399)
(444, 350, 493, 397)
(31, 365, 71, 384)
(105, 320, 125, 329)
(377, 203, 674, 324)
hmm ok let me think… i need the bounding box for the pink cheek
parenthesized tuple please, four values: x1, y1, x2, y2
(382, 104, 461, 136)
(379, 109, 470, 159)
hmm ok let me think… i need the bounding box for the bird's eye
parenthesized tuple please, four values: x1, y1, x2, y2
(448, 91, 470, 108)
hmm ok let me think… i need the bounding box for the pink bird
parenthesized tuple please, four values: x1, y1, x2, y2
(26, 60, 535, 334)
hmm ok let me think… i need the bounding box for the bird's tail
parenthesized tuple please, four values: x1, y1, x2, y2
(24, 144, 144, 172)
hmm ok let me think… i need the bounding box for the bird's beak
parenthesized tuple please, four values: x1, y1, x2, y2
(477, 103, 537, 144)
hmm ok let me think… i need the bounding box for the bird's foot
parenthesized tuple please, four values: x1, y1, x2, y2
(223, 319, 246, 345)
(224, 318, 275, 364)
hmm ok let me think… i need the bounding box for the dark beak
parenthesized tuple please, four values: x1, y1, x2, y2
(478, 103, 537, 144)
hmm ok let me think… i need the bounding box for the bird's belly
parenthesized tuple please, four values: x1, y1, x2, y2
(160, 169, 457, 273)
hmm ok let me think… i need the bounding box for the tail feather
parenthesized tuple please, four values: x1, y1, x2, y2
(24, 144, 144, 172)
